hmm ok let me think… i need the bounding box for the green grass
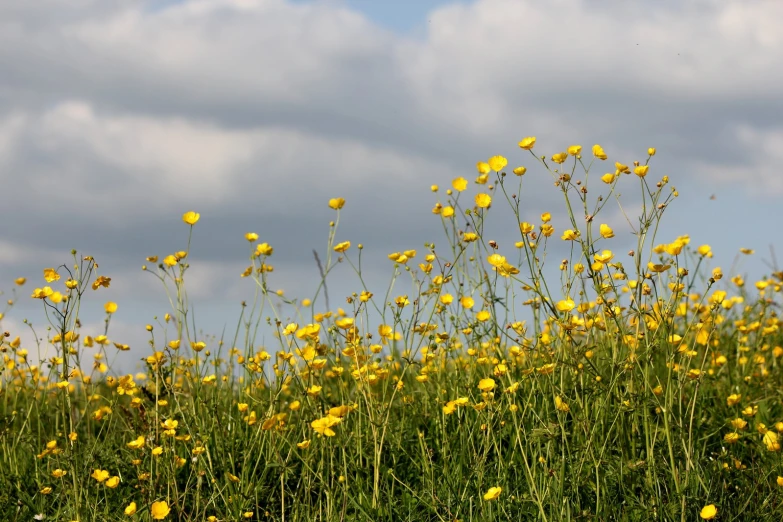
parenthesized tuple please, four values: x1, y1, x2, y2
(2, 140, 783, 521)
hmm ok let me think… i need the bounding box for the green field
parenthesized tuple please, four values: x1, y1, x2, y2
(2, 139, 782, 521)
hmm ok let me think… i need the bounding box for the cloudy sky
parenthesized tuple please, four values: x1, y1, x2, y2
(2, 0, 782, 371)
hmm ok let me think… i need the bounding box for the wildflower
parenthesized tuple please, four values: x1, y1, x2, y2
(554, 396, 570, 412)
(333, 241, 351, 253)
(567, 145, 581, 156)
(700, 504, 717, 520)
(51, 469, 67, 478)
(726, 394, 741, 407)
(483, 486, 502, 501)
(127, 436, 146, 449)
(556, 299, 575, 312)
(125, 502, 137, 515)
(764, 431, 781, 452)
(599, 224, 614, 239)
(487, 155, 507, 171)
(551, 152, 568, 164)
(513, 166, 527, 176)
(476, 161, 490, 174)
(104, 302, 118, 314)
(592, 144, 607, 160)
(328, 198, 345, 210)
(105, 476, 120, 488)
(182, 211, 200, 225)
(519, 137, 536, 150)
(477, 378, 495, 392)
(150, 500, 170, 520)
(91, 469, 109, 482)
(452, 177, 468, 192)
(634, 165, 648, 177)
(475, 193, 492, 208)
(311, 414, 342, 437)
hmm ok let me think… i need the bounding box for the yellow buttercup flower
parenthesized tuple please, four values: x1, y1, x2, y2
(328, 197, 345, 210)
(182, 211, 200, 225)
(699, 504, 717, 520)
(475, 193, 492, 208)
(452, 177, 468, 192)
(518, 136, 536, 150)
(487, 155, 507, 171)
(477, 378, 495, 392)
(483, 486, 502, 501)
(150, 500, 170, 519)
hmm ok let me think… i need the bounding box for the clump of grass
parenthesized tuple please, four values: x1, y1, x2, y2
(1, 138, 782, 521)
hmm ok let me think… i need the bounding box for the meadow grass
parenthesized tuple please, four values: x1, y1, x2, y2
(2, 138, 783, 521)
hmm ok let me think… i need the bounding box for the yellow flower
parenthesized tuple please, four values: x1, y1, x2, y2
(513, 166, 527, 176)
(648, 147, 656, 156)
(551, 152, 568, 164)
(43, 268, 60, 283)
(561, 229, 578, 241)
(600, 172, 615, 184)
(182, 211, 200, 225)
(763, 431, 780, 452)
(723, 432, 739, 444)
(91, 469, 109, 482)
(297, 439, 311, 449)
(311, 414, 342, 437)
(333, 241, 351, 253)
(460, 296, 474, 309)
(726, 394, 741, 407)
(730, 418, 747, 430)
(777, 476, 783, 487)
(699, 504, 717, 520)
(52, 469, 67, 478)
(475, 193, 492, 208)
(554, 396, 570, 412)
(452, 177, 468, 192)
(518, 137, 536, 150)
(567, 145, 582, 156)
(105, 476, 120, 488)
(556, 299, 575, 312)
(592, 144, 607, 160)
(328, 198, 345, 210)
(594, 250, 614, 264)
(40, 486, 53, 494)
(127, 436, 146, 449)
(125, 502, 137, 515)
(487, 254, 506, 268)
(477, 378, 495, 392)
(599, 224, 614, 239)
(104, 301, 118, 314)
(150, 500, 170, 520)
(634, 165, 649, 177)
(483, 486, 502, 501)
(487, 155, 507, 171)
(476, 161, 490, 174)
(256, 242, 274, 256)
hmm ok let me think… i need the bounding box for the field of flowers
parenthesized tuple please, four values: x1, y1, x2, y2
(2, 138, 783, 521)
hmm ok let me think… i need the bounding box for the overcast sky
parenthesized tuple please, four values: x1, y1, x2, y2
(2, 0, 782, 372)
